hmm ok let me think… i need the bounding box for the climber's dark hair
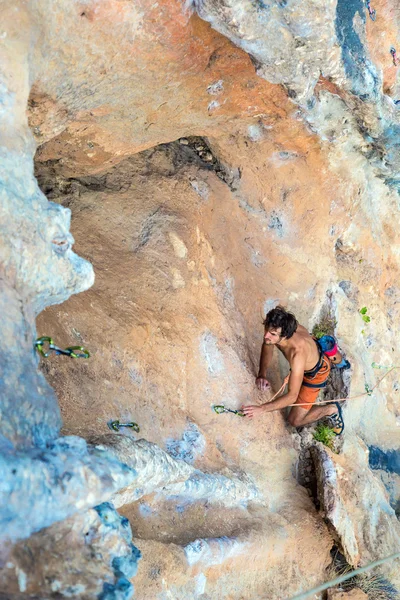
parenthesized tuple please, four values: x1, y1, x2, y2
(263, 305, 298, 340)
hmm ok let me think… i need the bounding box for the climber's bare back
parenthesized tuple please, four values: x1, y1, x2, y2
(276, 324, 319, 371)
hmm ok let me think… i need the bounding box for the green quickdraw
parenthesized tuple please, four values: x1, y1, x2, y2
(108, 420, 140, 433)
(213, 405, 245, 417)
(35, 336, 90, 359)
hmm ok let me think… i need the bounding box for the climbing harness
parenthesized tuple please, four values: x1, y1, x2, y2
(299, 335, 349, 392)
(274, 364, 400, 408)
(365, 0, 376, 21)
(35, 336, 90, 359)
(301, 342, 330, 390)
(108, 420, 140, 433)
(390, 46, 400, 66)
(213, 405, 245, 417)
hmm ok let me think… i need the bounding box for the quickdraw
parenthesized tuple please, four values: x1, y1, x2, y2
(213, 405, 245, 417)
(390, 47, 400, 66)
(108, 420, 140, 433)
(365, 0, 376, 21)
(35, 336, 90, 359)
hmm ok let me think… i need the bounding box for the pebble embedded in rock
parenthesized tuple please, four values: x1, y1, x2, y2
(179, 138, 189, 145)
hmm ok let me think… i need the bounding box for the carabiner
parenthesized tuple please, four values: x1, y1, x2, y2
(213, 405, 245, 417)
(35, 336, 90, 359)
(108, 420, 140, 433)
(35, 336, 55, 357)
(64, 346, 91, 359)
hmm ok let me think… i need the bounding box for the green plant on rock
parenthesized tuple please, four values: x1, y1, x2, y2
(359, 306, 371, 323)
(312, 316, 337, 339)
(365, 383, 373, 396)
(313, 423, 336, 451)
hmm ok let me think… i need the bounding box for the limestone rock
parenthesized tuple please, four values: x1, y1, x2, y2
(2, 0, 400, 598)
(90, 435, 258, 508)
(0, 436, 137, 543)
(327, 589, 368, 600)
(192, 0, 341, 103)
(0, 503, 141, 600)
(23, 0, 290, 176)
(312, 440, 400, 586)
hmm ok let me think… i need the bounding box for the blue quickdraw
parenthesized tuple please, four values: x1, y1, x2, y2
(390, 47, 400, 66)
(365, 0, 376, 21)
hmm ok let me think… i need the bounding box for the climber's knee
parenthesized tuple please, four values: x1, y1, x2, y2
(287, 408, 306, 428)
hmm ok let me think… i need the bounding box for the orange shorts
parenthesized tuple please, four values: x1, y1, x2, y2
(295, 355, 331, 411)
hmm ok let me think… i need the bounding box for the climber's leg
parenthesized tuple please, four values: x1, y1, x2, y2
(287, 402, 337, 427)
(287, 360, 336, 427)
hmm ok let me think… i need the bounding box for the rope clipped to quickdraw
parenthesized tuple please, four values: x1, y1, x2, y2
(365, 0, 376, 21)
(35, 336, 90, 359)
(274, 365, 400, 408)
(213, 405, 245, 417)
(108, 420, 140, 433)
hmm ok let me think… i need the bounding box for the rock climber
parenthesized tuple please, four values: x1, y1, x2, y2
(242, 305, 344, 434)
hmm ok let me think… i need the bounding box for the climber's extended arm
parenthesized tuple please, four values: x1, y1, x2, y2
(258, 342, 273, 378)
(261, 362, 304, 412)
(256, 342, 273, 390)
(244, 351, 305, 418)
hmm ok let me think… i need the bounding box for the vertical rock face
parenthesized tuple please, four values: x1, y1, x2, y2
(192, 0, 342, 102)
(0, 1, 94, 448)
(0, 4, 139, 597)
(313, 441, 400, 584)
(1, 0, 400, 599)
(0, 503, 141, 600)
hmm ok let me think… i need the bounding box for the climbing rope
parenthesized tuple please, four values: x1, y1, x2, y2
(35, 336, 90, 359)
(213, 405, 245, 417)
(266, 365, 399, 408)
(108, 420, 140, 433)
(287, 551, 400, 600)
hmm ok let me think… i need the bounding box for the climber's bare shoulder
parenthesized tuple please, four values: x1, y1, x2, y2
(277, 325, 317, 371)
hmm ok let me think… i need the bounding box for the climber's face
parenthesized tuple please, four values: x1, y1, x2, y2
(264, 327, 283, 345)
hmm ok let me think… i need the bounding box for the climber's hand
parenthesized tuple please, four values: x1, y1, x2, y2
(255, 376, 270, 391)
(242, 405, 265, 419)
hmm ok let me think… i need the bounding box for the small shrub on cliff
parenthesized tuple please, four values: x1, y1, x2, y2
(312, 316, 337, 339)
(313, 423, 336, 451)
(345, 572, 399, 600)
(327, 548, 400, 600)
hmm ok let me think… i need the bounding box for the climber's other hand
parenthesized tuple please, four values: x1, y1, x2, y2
(256, 377, 270, 391)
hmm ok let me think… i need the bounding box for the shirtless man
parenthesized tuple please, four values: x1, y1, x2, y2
(242, 306, 344, 432)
